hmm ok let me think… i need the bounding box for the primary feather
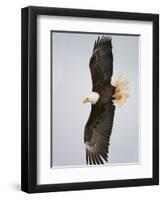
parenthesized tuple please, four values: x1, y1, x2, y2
(84, 36, 115, 165)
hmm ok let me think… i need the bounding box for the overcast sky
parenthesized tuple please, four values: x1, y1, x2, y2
(51, 31, 139, 167)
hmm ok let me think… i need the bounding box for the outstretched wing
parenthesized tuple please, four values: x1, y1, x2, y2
(89, 35, 113, 90)
(84, 35, 115, 165)
(84, 104, 115, 165)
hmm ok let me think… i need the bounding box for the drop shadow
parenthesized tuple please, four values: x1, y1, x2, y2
(9, 183, 21, 191)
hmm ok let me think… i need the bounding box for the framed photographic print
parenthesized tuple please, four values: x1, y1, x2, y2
(21, 6, 159, 193)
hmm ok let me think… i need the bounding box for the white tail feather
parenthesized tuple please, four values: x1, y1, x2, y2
(112, 74, 129, 106)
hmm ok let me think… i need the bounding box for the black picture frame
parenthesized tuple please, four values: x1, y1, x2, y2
(21, 6, 159, 193)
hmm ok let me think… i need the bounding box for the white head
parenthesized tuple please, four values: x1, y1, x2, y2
(82, 92, 100, 105)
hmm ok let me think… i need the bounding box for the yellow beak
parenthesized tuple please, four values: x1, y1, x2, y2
(82, 97, 90, 104)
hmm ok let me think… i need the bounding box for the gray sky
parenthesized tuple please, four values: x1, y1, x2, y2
(51, 31, 139, 167)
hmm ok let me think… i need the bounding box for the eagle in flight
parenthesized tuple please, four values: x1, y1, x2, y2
(82, 36, 129, 165)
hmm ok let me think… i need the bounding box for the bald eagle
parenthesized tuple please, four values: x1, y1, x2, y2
(83, 36, 129, 165)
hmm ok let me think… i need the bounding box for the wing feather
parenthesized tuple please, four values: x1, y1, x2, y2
(96, 154, 104, 164)
(86, 149, 89, 164)
(88, 151, 92, 165)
